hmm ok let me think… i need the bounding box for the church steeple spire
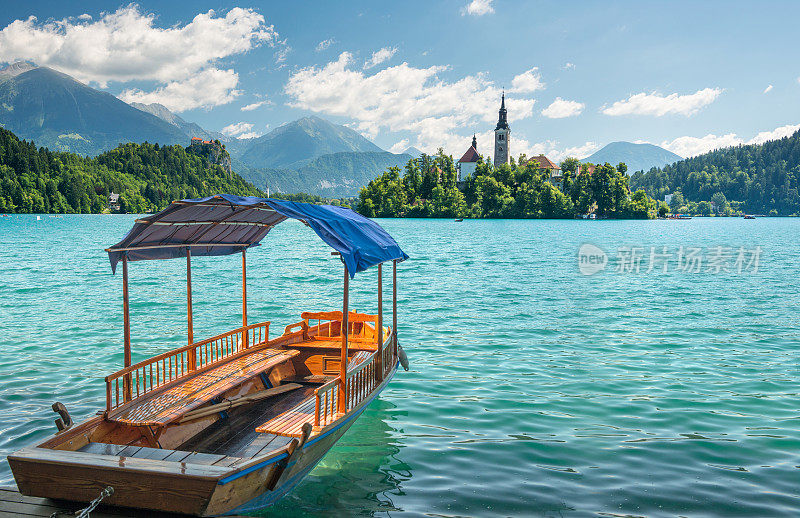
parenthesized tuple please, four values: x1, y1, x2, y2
(472, 134, 477, 151)
(496, 91, 509, 130)
(494, 92, 510, 165)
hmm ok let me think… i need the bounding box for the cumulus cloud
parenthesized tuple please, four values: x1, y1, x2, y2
(763, 84, 773, 94)
(221, 121, 263, 139)
(0, 5, 276, 111)
(120, 68, 241, 112)
(285, 51, 536, 153)
(602, 87, 723, 117)
(389, 139, 410, 154)
(316, 38, 335, 52)
(241, 100, 269, 111)
(364, 47, 397, 69)
(461, 0, 495, 16)
(510, 67, 544, 93)
(541, 97, 584, 118)
(659, 123, 800, 158)
(525, 140, 600, 162)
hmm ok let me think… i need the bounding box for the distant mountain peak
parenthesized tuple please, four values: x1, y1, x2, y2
(237, 115, 384, 169)
(0, 61, 37, 78)
(403, 146, 425, 156)
(582, 141, 682, 173)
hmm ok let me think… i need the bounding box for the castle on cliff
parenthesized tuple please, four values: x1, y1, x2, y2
(189, 137, 232, 174)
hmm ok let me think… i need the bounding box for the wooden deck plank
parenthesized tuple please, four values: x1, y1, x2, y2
(110, 349, 299, 427)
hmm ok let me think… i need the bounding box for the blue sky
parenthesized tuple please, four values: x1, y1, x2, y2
(1, 0, 799, 160)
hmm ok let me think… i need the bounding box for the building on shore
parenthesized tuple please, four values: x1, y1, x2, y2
(108, 192, 120, 212)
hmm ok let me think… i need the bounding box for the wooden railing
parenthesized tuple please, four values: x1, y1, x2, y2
(298, 311, 380, 344)
(313, 330, 396, 429)
(105, 321, 270, 413)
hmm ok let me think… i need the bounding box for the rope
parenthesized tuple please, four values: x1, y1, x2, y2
(50, 486, 114, 518)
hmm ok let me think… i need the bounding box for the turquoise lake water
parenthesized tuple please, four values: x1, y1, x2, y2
(0, 215, 799, 517)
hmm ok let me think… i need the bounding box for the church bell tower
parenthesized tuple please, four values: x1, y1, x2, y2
(494, 92, 510, 166)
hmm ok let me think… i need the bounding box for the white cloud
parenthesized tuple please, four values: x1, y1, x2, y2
(461, 0, 495, 16)
(541, 97, 584, 118)
(389, 139, 410, 154)
(241, 100, 269, 111)
(274, 43, 291, 63)
(364, 46, 397, 69)
(763, 84, 773, 94)
(563, 62, 575, 71)
(220, 121, 264, 139)
(660, 133, 739, 158)
(747, 123, 800, 145)
(77, 14, 92, 21)
(510, 67, 544, 93)
(658, 123, 800, 158)
(316, 38, 335, 52)
(0, 5, 275, 112)
(285, 51, 536, 154)
(602, 87, 723, 117)
(120, 68, 240, 112)
(524, 140, 600, 162)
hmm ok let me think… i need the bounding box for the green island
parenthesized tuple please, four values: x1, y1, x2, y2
(358, 151, 653, 219)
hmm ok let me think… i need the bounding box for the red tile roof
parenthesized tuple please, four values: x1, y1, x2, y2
(458, 146, 480, 163)
(527, 154, 560, 170)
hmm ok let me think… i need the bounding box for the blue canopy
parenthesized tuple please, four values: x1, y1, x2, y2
(106, 194, 408, 277)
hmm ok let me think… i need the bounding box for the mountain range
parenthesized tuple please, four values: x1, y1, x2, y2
(582, 141, 682, 173)
(0, 61, 684, 195)
(0, 62, 411, 196)
(0, 62, 187, 155)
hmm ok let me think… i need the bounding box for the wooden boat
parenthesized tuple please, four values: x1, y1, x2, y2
(8, 195, 409, 516)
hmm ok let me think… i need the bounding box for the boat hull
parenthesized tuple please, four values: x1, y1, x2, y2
(214, 361, 398, 515)
(9, 360, 399, 517)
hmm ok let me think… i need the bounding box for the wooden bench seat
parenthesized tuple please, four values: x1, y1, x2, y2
(108, 348, 299, 427)
(78, 442, 240, 467)
(255, 351, 372, 437)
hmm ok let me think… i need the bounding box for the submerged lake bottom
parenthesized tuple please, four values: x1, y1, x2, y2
(0, 215, 798, 517)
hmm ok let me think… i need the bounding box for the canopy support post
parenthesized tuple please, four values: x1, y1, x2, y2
(187, 248, 195, 371)
(375, 263, 383, 383)
(242, 248, 248, 349)
(122, 254, 132, 402)
(393, 259, 398, 363)
(339, 266, 349, 414)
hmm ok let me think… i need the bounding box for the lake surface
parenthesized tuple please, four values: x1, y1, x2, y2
(1, 215, 799, 517)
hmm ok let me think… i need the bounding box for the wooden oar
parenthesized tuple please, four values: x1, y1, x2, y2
(178, 383, 302, 423)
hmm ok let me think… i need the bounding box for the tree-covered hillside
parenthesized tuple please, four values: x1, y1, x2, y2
(630, 129, 800, 215)
(0, 128, 263, 213)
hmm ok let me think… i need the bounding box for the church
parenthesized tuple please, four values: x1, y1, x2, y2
(456, 93, 561, 185)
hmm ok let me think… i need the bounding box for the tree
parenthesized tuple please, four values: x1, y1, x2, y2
(711, 191, 728, 214)
(658, 202, 669, 217)
(669, 191, 685, 213)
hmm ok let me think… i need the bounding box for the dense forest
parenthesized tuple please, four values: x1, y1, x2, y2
(0, 128, 263, 213)
(630, 129, 800, 215)
(357, 151, 655, 219)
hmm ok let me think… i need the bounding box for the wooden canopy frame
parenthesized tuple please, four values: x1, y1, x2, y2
(118, 248, 399, 407)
